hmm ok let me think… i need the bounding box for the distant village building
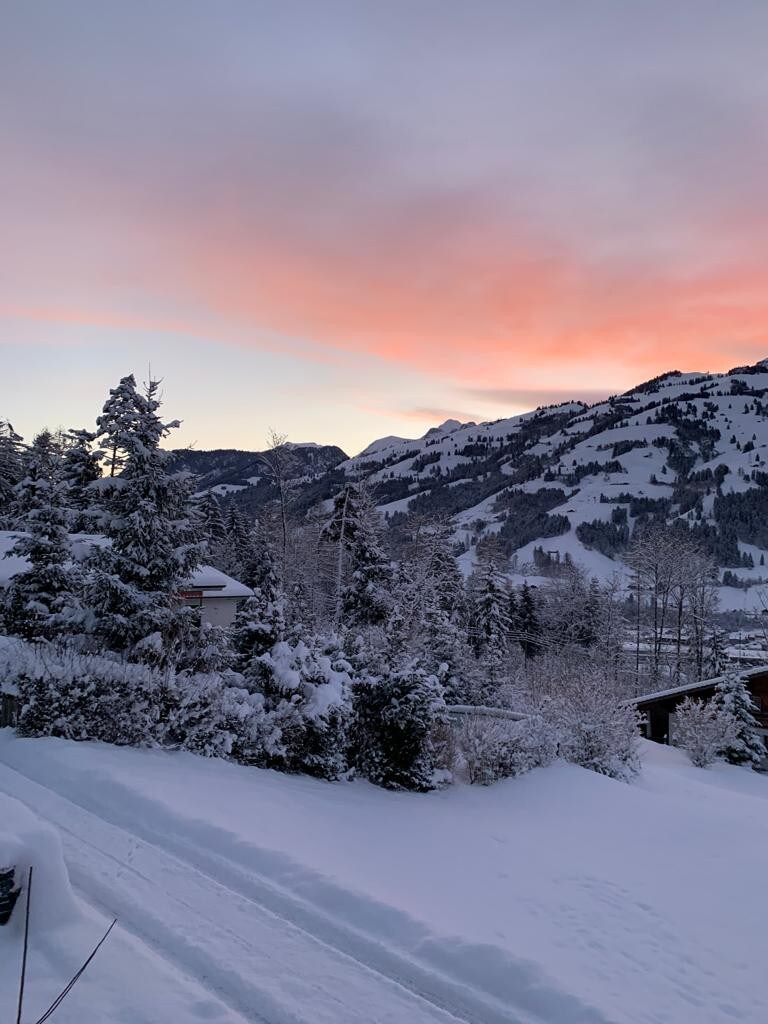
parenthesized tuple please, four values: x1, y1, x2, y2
(631, 668, 768, 746)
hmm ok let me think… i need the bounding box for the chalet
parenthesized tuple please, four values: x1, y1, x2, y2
(0, 531, 252, 629)
(631, 668, 768, 746)
(180, 565, 253, 626)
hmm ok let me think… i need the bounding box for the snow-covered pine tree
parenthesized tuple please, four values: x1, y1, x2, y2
(83, 376, 203, 664)
(232, 528, 286, 673)
(221, 504, 253, 578)
(95, 373, 145, 477)
(61, 428, 103, 532)
(466, 558, 510, 698)
(3, 431, 81, 640)
(712, 671, 766, 767)
(512, 582, 542, 658)
(323, 484, 393, 629)
(351, 657, 446, 791)
(0, 420, 24, 527)
(195, 490, 229, 567)
(470, 558, 510, 657)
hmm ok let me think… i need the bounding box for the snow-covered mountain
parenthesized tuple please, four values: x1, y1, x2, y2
(182, 359, 768, 608)
(338, 359, 768, 603)
(168, 442, 348, 496)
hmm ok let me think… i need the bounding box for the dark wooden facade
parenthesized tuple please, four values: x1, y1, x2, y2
(633, 669, 768, 744)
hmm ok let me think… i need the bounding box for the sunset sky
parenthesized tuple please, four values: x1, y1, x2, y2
(3, 1, 768, 455)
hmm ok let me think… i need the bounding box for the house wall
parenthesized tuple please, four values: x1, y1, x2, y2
(200, 597, 241, 628)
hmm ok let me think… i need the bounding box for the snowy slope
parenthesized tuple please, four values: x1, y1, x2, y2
(338, 361, 768, 608)
(0, 732, 766, 1024)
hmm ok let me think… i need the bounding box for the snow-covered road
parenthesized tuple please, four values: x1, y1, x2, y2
(0, 758, 588, 1024)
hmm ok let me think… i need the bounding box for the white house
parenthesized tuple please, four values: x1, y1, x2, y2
(0, 531, 252, 629)
(180, 565, 253, 626)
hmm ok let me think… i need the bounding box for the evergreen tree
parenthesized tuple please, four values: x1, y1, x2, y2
(469, 559, 510, 659)
(713, 671, 766, 767)
(61, 428, 103, 532)
(95, 373, 145, 477)
(248, 636, 351, 780)
(323, 485, 392, 628)
(83, 376, 203, 663)
(195, 490, 229, 566)
(3, 431, 81, 640)
(351, 658, 445, 791)
(232, 529, 286, 672)
(512, 582, 542, 658)
(0, 419, 24, 527)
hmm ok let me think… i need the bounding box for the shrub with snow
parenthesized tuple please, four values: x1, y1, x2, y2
(351, 660, 446, 792)
(553, 671, 641, 780)
(456, 712, 556, 785)
(249, 638, 352, 780)
(674, 696, 738, 768)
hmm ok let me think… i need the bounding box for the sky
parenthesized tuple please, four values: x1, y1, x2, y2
(2, 1, 768, 456)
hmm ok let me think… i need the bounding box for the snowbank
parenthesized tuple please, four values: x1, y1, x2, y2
(0, 792, 79, 931)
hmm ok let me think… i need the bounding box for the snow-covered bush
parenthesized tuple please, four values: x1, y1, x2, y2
(674, 697, 737, 768)
(712, 672, 766, 768)
(249, 638, 352, 780)
(456, 711, 556, 785)
(553, 671, 641, 780)
(10, 644, 163, 745)
(351, 660, 446, 792)
(159, 671, 236, 758)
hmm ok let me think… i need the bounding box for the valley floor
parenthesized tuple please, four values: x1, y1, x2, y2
(0, 733, 764, 1024)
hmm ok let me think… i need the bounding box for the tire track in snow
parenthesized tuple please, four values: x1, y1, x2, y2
(0, 755, 616, 1024)
(0, 762, 509, 1024)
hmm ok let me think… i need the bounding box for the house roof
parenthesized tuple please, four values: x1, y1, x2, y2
(0, 530, 252, 601)
(631, 665, 768, 707)
(186, 565, 253, 599)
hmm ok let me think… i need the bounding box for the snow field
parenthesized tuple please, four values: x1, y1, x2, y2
(0, 733, 766, 1023)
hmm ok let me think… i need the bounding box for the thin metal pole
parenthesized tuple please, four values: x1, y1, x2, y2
(16, 865, 33, 1024)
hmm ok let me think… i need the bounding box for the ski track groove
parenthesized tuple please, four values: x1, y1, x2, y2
(0, 759, 535, 1024)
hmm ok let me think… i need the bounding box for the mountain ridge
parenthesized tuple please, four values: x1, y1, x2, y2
(181, 358, 768, 611)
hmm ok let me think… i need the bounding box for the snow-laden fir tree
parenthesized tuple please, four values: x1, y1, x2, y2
(194, 490, 229, 568)
(95, 373, 146, 477)
(0, 419, 24, 527)
(467, 558, 510, 698)
(350, 657, 446, 791)
(61, 428, 103, 532)
(83, 376, 203, 664)
(232, 526, 286, 673)
(712, 671, 765, 767)
(511, 582, 542, 658)
(2, 431, 81, 640)
(323, 484, 393, 629)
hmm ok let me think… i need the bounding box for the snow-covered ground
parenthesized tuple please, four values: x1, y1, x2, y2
(0, 732, 765, 1024)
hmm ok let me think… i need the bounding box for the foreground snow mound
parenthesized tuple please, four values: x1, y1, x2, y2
(0, 791, 79, 931)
